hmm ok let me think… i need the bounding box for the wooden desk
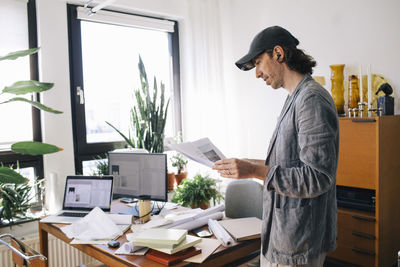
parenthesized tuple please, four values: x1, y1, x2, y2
(39, 203, 261, 266)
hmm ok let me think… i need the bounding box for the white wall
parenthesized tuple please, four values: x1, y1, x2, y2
(216, 0, 400, 159)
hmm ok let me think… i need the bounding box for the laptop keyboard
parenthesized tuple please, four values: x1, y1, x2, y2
(60, 212, 88, 217)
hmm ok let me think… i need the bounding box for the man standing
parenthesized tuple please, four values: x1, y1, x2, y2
(213, 26, 339, 266)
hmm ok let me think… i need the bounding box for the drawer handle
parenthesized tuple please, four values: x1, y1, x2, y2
(352, 231, 376, 240)
(352, 247, 375, 256)
(351, 119, 376, 123)
(352, 215, 376, 222)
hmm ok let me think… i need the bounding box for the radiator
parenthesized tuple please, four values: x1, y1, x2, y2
(0, 234, 99, 267)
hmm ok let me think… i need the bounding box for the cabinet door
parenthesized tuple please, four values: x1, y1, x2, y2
(337, 119, 377, 189)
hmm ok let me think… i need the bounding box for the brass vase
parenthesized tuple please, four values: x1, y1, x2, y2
(330, 64, 345, 115)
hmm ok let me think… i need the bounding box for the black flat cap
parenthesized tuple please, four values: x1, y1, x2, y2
(235, 26, 299, 71)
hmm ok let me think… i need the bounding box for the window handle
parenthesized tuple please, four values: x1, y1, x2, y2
(76, 86, 85, 104)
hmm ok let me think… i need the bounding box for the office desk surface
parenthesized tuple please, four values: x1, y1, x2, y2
(39, 202, 261, 267)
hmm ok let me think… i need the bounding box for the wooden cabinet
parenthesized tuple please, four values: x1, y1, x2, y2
(328, 116, 400, 267)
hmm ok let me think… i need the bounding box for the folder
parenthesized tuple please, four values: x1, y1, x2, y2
(218, 217, 262, 241)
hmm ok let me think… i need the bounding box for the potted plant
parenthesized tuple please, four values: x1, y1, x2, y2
(106, 55, 169, 153)
(0, 48, 62, 226)
(170, 153, 188, 185)
(171, 174, 224, 209)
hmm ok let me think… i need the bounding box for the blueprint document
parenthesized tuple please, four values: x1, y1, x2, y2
(167, 138, 225, 167)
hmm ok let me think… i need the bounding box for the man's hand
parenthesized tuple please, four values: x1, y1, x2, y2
(212, 158, 270, 180)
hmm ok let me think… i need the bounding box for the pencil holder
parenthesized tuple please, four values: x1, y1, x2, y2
(138, 198, 151, 223)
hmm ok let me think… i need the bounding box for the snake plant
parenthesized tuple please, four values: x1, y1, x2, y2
(107, 55, 170, 153)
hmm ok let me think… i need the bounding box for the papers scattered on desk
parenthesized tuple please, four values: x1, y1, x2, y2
(167, 137, 226, 167)
(184, 238, 221, 264)
(60, 207, 131, 244)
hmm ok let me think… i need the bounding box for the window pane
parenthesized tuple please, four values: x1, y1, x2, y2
(0, 0, 33, 150)
(82, 158, 108, 176)
(81, 21, 174, 144)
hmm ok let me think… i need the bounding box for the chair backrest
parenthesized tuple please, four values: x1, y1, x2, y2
(225, 179, 263, 219)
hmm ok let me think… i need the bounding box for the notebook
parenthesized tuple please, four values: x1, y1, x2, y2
(40, 175, 113, 224)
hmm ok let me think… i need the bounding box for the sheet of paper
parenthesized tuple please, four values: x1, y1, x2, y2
(184, 238, 221, 263)
(167, 138, 225, 167)
(69, 239, 109, 245)
(61, 207, 122, 241)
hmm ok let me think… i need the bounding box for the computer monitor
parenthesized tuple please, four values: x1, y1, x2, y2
(108, 151, 167, 202)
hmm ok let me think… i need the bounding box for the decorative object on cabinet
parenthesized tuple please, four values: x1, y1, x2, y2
(327, 116, 400, 267)
(376, 83, 394, 115)
(329, 64, 345, 116)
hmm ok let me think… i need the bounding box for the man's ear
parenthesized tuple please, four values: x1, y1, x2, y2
(273, 46, 284, 62)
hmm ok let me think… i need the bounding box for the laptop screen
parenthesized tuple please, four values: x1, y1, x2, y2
(62, 176, 113, 211)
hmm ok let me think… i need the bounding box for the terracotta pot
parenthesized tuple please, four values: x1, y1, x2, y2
(167, 173, 176, 191)
(175, 172, 187, 185)
(191, 202, 209, 210)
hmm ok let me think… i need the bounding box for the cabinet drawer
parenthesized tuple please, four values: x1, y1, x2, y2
(328, 243, 375, 267)
(338, 209, 375, 235)
(337, 227, 375, 252)
(337, 119, 377, 189)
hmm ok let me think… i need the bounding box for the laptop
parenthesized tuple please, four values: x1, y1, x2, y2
(40, 175, 114, 224)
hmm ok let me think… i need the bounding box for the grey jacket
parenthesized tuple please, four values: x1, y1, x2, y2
(262, 74, 339, 265)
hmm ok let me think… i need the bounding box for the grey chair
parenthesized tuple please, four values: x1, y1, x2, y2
(223, 179, 263, 267)
(225, 179, 263, 219)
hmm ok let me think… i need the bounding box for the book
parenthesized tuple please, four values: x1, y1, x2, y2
(146, 247, 202, 266)
(167, 138, 226, 167)
(145, 235, 202, 255)
(134, 228, 187, 246)
(218, 217, 262, 241)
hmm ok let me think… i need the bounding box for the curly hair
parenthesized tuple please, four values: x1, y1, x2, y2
(266, 46, 316, 75)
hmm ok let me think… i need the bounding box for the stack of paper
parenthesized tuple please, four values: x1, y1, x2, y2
(133, 228, 202, 255)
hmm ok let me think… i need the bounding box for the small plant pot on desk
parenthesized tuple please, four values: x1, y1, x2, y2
(191, 202, 209, 210)
(175, 172, 187, 185)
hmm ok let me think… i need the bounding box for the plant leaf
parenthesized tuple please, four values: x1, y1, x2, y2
(0, 167, 27, 184)
(0, 47, 39, 61)
(11, 141, 62, 155)
(3, 80, 54, 95)
(105, 121, 136, 148)
(1, 97, 63, 114)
